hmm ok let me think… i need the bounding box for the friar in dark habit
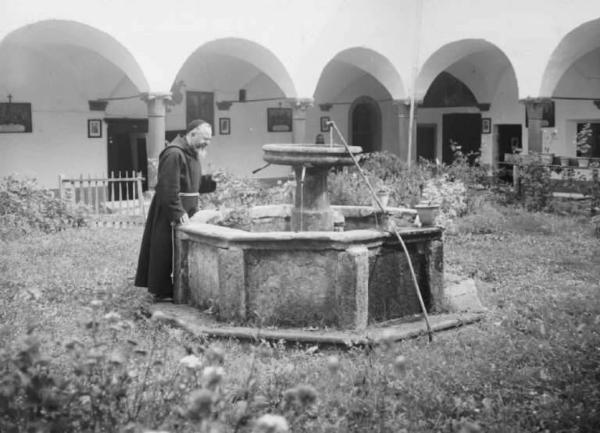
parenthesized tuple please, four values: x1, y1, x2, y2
(135, 119, 216, 301)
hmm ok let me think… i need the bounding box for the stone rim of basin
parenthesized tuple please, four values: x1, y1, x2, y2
(262, 143, 362, 166)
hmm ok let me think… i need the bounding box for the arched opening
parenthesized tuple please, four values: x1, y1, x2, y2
(0, 20, 148, 187)
(349, 97, 382, 153)
(173, 37, 295, 178)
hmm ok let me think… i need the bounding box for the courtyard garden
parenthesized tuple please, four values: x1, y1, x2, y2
(1, 154, 599, 432)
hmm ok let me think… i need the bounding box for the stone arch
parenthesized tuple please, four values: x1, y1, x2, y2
(176, 37, 296, 98)
(416, 39, 518, 104)
(540, 17, 600, 96)
(348, 96, 382, 152)
(314, 47, 406, 102)
(0, 19, 149, 93)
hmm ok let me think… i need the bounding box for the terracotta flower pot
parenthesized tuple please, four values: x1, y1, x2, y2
(414, 204, 439, 226)
(577, 157, 590, 168)
(372, 191, 390, 209)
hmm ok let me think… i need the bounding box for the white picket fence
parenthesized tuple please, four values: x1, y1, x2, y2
(58, 172, 147, 225)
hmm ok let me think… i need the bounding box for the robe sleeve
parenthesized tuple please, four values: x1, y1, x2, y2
(199, 174, 217, 194)
(155, 149, 186, 223)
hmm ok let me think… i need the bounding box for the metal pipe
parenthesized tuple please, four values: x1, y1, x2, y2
(328, 120, 433, 342)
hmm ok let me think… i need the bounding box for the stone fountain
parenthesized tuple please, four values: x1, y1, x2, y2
(173, 143, 445, 331)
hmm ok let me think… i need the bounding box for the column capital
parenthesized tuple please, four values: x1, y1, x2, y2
(519, 96, 552, 105)
(143, 92, 172, 117)
(520, 97, 552, 121)
(392, 99, 412, 117)
(392, 98, 411, 107)
(140, 91, 172, 103)
(287, 97, 314, 111)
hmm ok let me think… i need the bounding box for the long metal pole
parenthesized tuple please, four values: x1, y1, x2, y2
(329, 121, 433, 342)
(407, 0, 424, 168)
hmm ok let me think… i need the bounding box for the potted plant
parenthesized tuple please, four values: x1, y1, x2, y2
(371, 181, 391, 209)
(576, 122, 592, 168)
(414, 199, 439, 227)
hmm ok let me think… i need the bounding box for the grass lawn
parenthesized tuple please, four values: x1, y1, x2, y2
(1, 205, 599, 432)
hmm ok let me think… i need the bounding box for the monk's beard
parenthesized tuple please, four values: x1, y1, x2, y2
(197, 148, 208, 159)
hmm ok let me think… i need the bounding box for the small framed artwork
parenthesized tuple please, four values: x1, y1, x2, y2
(320, 116, 331, 132)
(219, 117, 230, 135)
(481, 117, 491, 134)
(267, 107, 293, 132)
(88, 119, 102, 138)
(0, 102, 32, 133)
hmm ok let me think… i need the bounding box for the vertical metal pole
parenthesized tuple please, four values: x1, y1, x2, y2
(58, 174, 64, 201)
(407, 0, 423, 167)
(136, 171, 144, 216)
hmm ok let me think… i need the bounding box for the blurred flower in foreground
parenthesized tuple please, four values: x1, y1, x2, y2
(205, 345, 225, 365)
(326, 355, 340, 374)
(393, 355, 407, 375)
(185, 388, 213, 420)
(202, 366, 225, 389)
(252, 414, 289, 433)
(180, 354, 202, 370)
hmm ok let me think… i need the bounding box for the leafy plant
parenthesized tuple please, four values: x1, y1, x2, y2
(0, 176, 89, 240)
(517, 163, 553, 211)
(576, 122, 592, 157)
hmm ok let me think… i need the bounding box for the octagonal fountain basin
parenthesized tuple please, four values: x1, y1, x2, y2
(173, 205, 444, 331)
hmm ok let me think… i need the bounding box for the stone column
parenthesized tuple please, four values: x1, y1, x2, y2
(288, 97, 314, 144)
(143, 92, 171, 189)
(393, 99, 411, 162)
(523, 98, 550, 154)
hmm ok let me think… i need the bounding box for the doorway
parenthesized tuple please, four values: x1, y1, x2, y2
(497, 124, 522, 162)
(442, 113, 482, 164)
(106, 118, 149, 194)
(417, 124, 436, 162)
(349, 96, 381, 153)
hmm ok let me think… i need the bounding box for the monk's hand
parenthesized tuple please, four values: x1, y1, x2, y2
(179, 213, 190, 225)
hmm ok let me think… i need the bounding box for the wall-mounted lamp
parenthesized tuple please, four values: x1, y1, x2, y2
(319, 103, 333, 112)
(216, 101, 233, 111)
(88, 100, 109, 111)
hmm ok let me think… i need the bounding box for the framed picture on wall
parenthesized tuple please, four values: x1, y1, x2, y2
(267, 107, 293, 132)
(186, 91, 214, 134)
(320, 116, 331, 132)
(219, 117, 230, 135)
(88, 119, 102, 138)
(482, 117, 491, 134)
(0, 102, 32, 133)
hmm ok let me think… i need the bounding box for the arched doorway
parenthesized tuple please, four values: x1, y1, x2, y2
(349, 97, 382, 153)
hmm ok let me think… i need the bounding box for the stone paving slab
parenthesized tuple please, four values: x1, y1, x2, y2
(148, 303, 485, 346)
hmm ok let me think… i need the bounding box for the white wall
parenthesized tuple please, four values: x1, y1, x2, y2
(0, 45, 129, 187)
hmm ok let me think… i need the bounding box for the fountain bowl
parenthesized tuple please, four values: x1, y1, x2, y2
(262, 143, 362, 167)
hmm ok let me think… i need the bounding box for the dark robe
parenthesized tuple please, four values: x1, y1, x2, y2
(134, 135, 216, 297)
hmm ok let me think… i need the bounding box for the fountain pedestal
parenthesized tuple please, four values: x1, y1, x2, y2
(291, 166, 332, 231)
(263, 143, 362, 232)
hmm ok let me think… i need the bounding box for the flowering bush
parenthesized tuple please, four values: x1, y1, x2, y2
(0, 176, 89, 240)
(421, 174, 468, 228)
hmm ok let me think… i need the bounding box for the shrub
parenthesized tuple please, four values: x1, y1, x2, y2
(0, 176, 88, 240)
(328, 170, 373, 206)
(454, 201, 506, 235)
(328, 152, 434, 208)
(197, 169, 296, 215)
(517, 163, 553, 212)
